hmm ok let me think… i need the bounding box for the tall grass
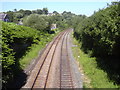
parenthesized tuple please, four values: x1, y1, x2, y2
(19, 33, 58, 69)
(71, 34, 118, 88)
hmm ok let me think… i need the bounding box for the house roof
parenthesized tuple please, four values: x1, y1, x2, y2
(47, 13, 55, 16)
(0, 13, 7, 20)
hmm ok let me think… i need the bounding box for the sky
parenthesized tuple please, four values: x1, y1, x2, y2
(0, 0, 118, 16)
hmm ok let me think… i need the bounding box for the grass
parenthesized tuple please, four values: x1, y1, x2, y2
(19, 32, 58, 69)
(5, 30, 61, 89)
(71, 33, 118, 88)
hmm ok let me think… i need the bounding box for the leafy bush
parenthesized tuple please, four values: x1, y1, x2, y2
(23, 14, 49, 32)
(74, 2, 120, 57)
(1, 21, 42, 85)
(74, 2, 120, 85)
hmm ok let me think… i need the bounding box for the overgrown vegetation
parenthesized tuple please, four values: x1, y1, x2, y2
(19, 33, 58, 69)
(74, 2, 120, 87)
(1, 21, 61, 89)
(1, 21, 47, 87)
(2, 2, 120, 88)
(23, 14, 50, 32)
(6, 8, 48, 23)
(72, 35, 118, 88)
(5, 8, 81, 29)
(2, 8, 83, 89)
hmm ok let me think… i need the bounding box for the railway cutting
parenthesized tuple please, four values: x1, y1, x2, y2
(23, 29, 83, 89)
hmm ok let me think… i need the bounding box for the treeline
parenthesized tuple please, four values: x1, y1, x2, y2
(5, 8, 79, 27)
(5, 8, 82, 30)
(6, 8, 48, 23)
(74, 2, 120, 84)
(22, 11, 80, 32)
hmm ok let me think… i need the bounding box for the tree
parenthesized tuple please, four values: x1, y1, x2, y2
(23, 14, 49, 32)
(24, 10, 32, 16)
(53, 11, 59, 15)
(14, 13, 23, 19)
(32, 10, 37, 14)
(43, 8, 48, 15)
(37, 9, 43, 14)
(14, 9, 17, 12)
(6, 11, 14, 22)
(18, 9, 24, 13)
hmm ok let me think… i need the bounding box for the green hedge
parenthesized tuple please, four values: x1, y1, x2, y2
(74, 2, 120, 57)
(1, 21, 47, 85)
(74, 2, 120, 85)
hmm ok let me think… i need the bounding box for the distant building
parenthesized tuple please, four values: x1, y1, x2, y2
(51, 24, 57, 30)
(0, 13, 9, 22)
(47, 13, 55, 16)
(17, 20, 23, 25)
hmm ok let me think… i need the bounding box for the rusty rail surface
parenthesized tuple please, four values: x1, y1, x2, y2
(23, 29, 74, 89)
(60, 30, 74, 88)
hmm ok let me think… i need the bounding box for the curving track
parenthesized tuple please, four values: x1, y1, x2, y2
(23, 29, 82, 89)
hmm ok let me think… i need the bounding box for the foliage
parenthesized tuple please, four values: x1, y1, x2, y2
(42, 8, 48, 15)
(6, 11, 14, 22)
(74, 2, 120, 57)
(74, 2, 120, 85)
(1, 21, 44, 86)
(72, 36, 118, 88)
(6, 8, 48, 23)
(53, 11, 59, 15)
(5, 8, 85, 31)
(22, 11, 83, 32)
(19, 33, 58, 69)
(49, 11, 85, 29)
(23, 14, 49, 32)
(2, 7, 87, 88)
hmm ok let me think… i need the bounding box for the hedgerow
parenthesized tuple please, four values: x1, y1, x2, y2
(1, 21, 47, 86)
(74, 2, 120, 85)
(74, 2, 120, 57)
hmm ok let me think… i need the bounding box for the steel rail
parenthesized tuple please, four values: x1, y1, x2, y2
(60, 29, 74, 88)
(44, 31, 69, 88)
(31, 31, 67, 89)
(23, 30, 66, 88)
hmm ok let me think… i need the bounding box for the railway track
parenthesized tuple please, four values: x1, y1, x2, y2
(23, 29, 79, 89)
(60, 31, 74, 88)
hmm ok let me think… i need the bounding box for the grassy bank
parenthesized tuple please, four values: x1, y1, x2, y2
(19, 32, 59, 69)
(71, 34, 118, 88)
